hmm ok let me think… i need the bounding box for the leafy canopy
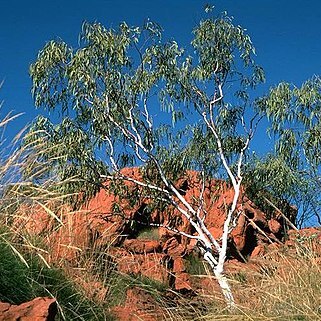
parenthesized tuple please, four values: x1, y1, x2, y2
(26, 10, 264, 202)
(250, 76, 321, 225)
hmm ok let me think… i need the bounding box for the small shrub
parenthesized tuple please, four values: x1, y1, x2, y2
(185, 254, 206, 276)
(137, 227, 160, 240)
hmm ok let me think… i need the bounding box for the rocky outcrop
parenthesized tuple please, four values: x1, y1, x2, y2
(16, 169, 292, 262)
(0, 297, 57, 321)
(14, 168, 297, 320)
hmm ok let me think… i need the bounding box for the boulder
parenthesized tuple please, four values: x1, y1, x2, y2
(123, 239, 161, 254)
(162, 237, 186, 258)
(174, 272, 192, 292)
(173, 257, 186, 273)
(0, 297, 57, 321)
(268, 219, 282, 234)
(111, 248, 169, 284)
(250, 244, 266, 258)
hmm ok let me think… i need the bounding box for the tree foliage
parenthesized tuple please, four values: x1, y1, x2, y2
(248, 76, 321, 226)
(26, 11, 264, 200)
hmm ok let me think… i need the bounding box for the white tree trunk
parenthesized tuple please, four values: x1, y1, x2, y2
(214, 268, 235, 310)
(203, 250, 236, 310)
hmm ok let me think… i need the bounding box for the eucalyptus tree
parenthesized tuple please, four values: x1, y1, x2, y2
(251, 77, 321, 227)
(26, 9, 265, 308)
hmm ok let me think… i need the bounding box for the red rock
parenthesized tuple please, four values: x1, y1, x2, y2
(0, 297, 57, 321)
(123, 239, 161, 254)
(158, 227, 174, 240)
(163, 237, 186, 258)
(12, 167, 304, 321)
(113, 249, 169, 283)
(17, 167, 293, 265)
(268, 219, 282, 234)
(288, 227, 321, 241)
(167, 171, 271, 253)
(16, 167, 296, 300)
(233, 235, 246, 251)
(207, 227, 222, 239)
(250, 244, 266, 258)
(0, 303, 10, 315)
(173, 257, 186, 273)
(196, 277, 220, 296)
(174, 272, 192, 291)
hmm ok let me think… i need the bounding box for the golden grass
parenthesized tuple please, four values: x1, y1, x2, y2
(200, 241, 321, 321)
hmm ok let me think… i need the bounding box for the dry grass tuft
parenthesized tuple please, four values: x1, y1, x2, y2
(201, 240, 321, 321)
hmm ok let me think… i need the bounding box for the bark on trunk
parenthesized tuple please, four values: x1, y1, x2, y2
(203, 251, 236, 310)
(213, 268, 235, 310)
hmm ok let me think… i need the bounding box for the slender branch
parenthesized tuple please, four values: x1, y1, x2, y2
(101, 174, 170, 195)
(198, 171, 207, 222)
(104, 134, 119, 171)
(143, 97, 153, 130)
(262, 196, 298, 231)
(148, 222, 201, 240)
(202, 110, 237, 188)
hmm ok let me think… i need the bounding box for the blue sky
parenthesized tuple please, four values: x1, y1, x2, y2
(1, 0, 321, 145)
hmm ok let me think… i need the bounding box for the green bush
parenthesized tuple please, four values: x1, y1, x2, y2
(185, 254, 206, 276)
